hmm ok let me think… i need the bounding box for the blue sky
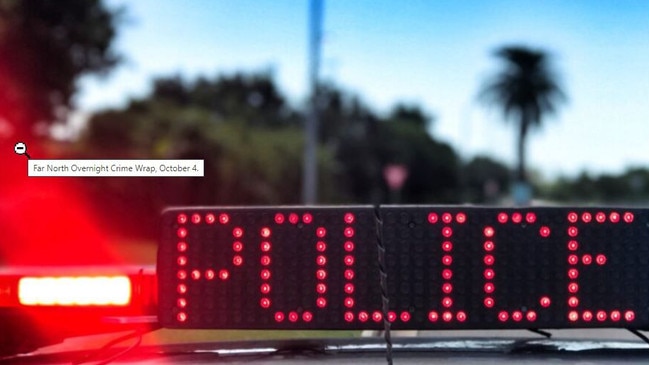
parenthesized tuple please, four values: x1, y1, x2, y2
(76, 0, 649, 179)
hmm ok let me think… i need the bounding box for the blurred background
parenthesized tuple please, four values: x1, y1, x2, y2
(1, 0, 649, 252)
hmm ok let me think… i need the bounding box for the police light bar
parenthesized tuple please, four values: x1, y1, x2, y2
(157, 206, 649, 330)
(18, 276, 131, 306)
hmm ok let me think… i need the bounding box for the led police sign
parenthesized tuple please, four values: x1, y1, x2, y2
(157, 206, 649, 330)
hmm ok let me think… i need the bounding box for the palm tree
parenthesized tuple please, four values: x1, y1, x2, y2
(480, 46, 566, 186)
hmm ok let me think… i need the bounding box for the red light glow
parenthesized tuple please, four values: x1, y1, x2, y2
(177, 242, 187, 252)
(582, 311, 593, 321)
(233, 241, 243, 252)
(611, 310, 621, 321)
(442, 255, 453, 266)
(568, 311, 578, 322)
(219, 269, 229, 280)
(205, 213, 215, 224)
(317, 297, 327, 308)
(456, 213, 467, 224)
(442, 241, 453, 252)
(316, 283, 326, 294)
(316, 255, 327, 266)
(344, 255, 355, 266)
(344, 283, 354, 294)
(568, 268, 579, 279)
(344, 241, 354, 252)
(219, 213, 229, 224)
(260, 269, 271, 280)
(526, 311, 537, 321)
(261, 241, 271, 252)
(316, 270, 327, 280)
(428, 213, 438, 224)
(260, 298, 271, 308)
(177, 298, 187, 308)
(597, 311, 607, 321)
(457, 311, 467, 322)
(261, 227, 271, 238)
(358, 311, 369, 322)
(484, 241, 495, 251)
(344, 312, 354, 322)
(274, 213, 285, 224)
(177, 256, 187, 266)
(288, 312, 299, 322)
(609, 212, 620, 223)
(261, 283, 271, 294)
(232, 227, 243, 238)
(596, 254, 607, 265)
(302, 213, 313, 224)
(442, 283, 453, 293)
(344, 297, 354, 308)
(261, 255, 271, 266)
(484, 269, 495, 280)
(177, 228, 187, 238)
(177, 284, 187, 294)
(233, 255, 243, 266)
(177, 270, 186, 280)
(512, 311, 523, 322)
(526, 212, 537, 223)
(568, 283, 579, 293)
(344, 269, 354, 280)
(288, 213, 299, 224)
(568, 297, 579, 307)
(442, 213, 452, 223)
(428, 311, 439, 322)
(483, 255, 494, 265)
(275, 312, 285, 322)
(442, 227, 453, 237)
(484, 297, 494, 308)
(568, 255, 579, 265)
(344, 213, 355, 224)
(568, 240, 578, 251)
(539, 226, 551, 237)
(442, 297, 453, 307)
(483, 226, 494, 237)
(177, 312, 187, 322)
(191, 213, 201, 224)
(498, 311, 508, 322)
(303, 312, 313, 322)
(581, 212, 592, 223)
(484, 283, 495, 293)
(497, 213, 508, 223)
(567, 212, 578, 223)
(442, 311, 453, 322)
(191, 270, 200, 280)
(582, 254, 592, 265)
(442, 269, 452, 280)
(205, 269, 215, 280)
(540, 296, 551, 307)
(624, 212, 634, 223)
(316, 227, 327, 238)
(316, 241, 327, 252)
(625, 311, 635, 321)
(400, 312, 411, 322)
(177, 214, 187, 224)
(568, 226, 578, 237)
(344, 227, 355, 237)
(596, 212, 606, 223)
(18, 276, 132, 306)
(512, 213, 522, 223)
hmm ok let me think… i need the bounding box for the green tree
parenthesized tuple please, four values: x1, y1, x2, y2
(0, 0, 120, 130)
(480, 46, 566, 184)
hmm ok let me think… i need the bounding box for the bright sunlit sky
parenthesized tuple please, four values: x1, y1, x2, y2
(76, 0, 649, 180)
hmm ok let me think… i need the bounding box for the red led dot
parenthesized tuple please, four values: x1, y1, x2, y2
(261, 241, 271, 252)
(442, 227, 453, 237)
(288, 312, 299, 322)
(611, 310, 621, 321)
(316, 241, 327, 252)
(568, 240, 578, 251)
(344, 312, 354, 322)
(457, 311, 467, 322)
(596, 254, 607, 265)
(568, 255, 579, 265)
(568, 282, 579, 293)
(582, 311, 593, 321)
(526, 212, 537, 223)
(442, 297, 453, 308)
(317, 297, 327, 308)
(582, 254, 592, 265)
(442, 283, 453, 294)
(275, 312, 285, 322)
(233, 241, 243, 252)
(344, 283, 355, 294)
(597, 311, 607, 321)
(609, 212, 620, 223)
(288, 213, 299, 224)
(596, 212, 606, 223)
(567, 212, 578, 223)
(484, 282, 495, 294)
(260, 269, 271, 280)
(428, 311, 439, 322)
(344, 227, 355, 237)
(302, 311, 313, 322)
(581, 212, 592, 223)
(358, 311, 369, 322)
(219, 213, 229, 224)
(539, 226, 551, 237)
(177, 256, 187, 266)
(484, 255, 495, 266)
(191, 213, 201, 224)
(177, 214, 187, 224)
(232, 227, 243, 238)
(344, 213, 355, 224)
(177, 242, 187, 252)
(372, 311, 383, 322)
(344, 297, 354, 308)
(484, 226, 494, 237)
(261, 227, 271, 238)
(303, 311, 313, 322)
(428, 213, 439, 224)
(177, 298, 187, 308)
(261, 283, 271, 294)
(191, 270, 201, 280)
(498, 311, 509, 322)
(512, 311, 523, 322)
(568, 297, 579, 307)
(484, 297, 495, 308)
(456, 213, 467, 224)
(400, 312, 411, 322)
(497, 212, 508, 223)
(484, 269, 495, 280)
(442, 255, 453, 266)
(316, 283, 327, 294)
(625, 310, 635, 322)
(387, 309, 402, 322)
(260, 298, 271, 308)
(624, 212, 634, 223)
(344, 241, 354, 252)
(568, 268, 579, 279)
(442, 213, 453, 223)
(512, 212, 522, 223)
(316, 255, 327, 266)
(442, 269, 453, 280)
(205, 213, 215, 224)
(316, 269, 327, 280)
(261, 255, 271, 266)
(344, 255, 355, 266)
(568, 226, 578, 237)
(302, 213, 313, 224)
(177, 284, 187, 294)
(177, 270, 187, 280)
(233, 255, 243, 266)
(540, 296, 551, 307)
(316, 227, 327, 238)
(484, 241, 495, 252)
(205, 269, 215, 280)
(526, 311, 537, 322)
(442, 241, 453, 252)
(219, 269, 229, 280)
(177, 228, 187, 238)
(442, 311, 453, 322)
(344, 269, 354, 280)
(177, 312, 187, 322)
(568, 311, 579, 322)
(274, 213, 285, 224)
